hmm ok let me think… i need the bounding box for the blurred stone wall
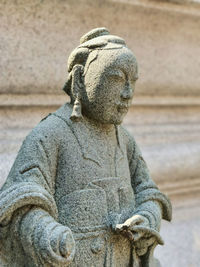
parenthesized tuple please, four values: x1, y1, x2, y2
(0, 0, 200, 266)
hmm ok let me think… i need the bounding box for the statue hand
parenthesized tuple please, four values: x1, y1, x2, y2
(115, 214, 157, 256)
(20, 208, 75, 266)
(134, 236, 156, 256)
(35, 222, 75, 266)
(115, 214, 149, 241)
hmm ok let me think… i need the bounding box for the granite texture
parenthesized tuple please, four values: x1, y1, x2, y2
(0, 28, 171, 266)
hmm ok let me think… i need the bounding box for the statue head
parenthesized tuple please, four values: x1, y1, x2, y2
(63, 28, 138, 125)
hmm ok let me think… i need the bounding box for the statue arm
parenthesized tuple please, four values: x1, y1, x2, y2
(116, 127, 171, 258)
(126, 131, 172, 230)
(19, 207, 75, 267)
(0, 117, 75, 266)
(129, 142, 162, 231)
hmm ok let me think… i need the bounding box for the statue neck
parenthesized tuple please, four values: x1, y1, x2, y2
(83, 115, 115, 134)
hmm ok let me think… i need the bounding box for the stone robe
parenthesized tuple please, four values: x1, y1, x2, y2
(0, 103, 171, 267)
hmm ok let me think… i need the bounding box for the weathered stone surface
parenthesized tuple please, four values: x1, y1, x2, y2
(0, 28, 171, 266)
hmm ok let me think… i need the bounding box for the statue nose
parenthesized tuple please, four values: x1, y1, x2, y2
(121, 85, 134, 100)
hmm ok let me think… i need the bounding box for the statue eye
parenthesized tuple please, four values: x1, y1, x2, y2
(112, 74, 125, 82)
(107, 69, 125, 81)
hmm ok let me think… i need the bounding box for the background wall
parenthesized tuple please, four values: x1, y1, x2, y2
(0, 0, 200, 266)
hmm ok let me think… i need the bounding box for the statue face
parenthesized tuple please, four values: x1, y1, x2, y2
(81, 47, 138, 125)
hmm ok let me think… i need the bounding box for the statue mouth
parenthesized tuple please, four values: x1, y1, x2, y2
(116, 102, 130, 113)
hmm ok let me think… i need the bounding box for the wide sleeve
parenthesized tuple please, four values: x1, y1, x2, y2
(126, 131, 172, 231)
(0, 117, 60, 224)
(0, 116, 74, 266)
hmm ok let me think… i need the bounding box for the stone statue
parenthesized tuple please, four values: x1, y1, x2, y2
(0, 28, 171, 267)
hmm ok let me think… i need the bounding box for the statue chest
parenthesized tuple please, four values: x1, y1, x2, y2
(55, 121, 132, 193)
(54, 124, 135, 231)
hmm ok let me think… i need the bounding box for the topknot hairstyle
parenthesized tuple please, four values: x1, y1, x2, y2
(63, 27, 127, 98)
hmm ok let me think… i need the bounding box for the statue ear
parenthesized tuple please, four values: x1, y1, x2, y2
(71, 64, 85, 97)
(70, 64, 84, 122)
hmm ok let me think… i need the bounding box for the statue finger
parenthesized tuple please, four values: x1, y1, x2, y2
(50, 225, 62, 254)
(116, 215, 144, 232)
(59, 231, 75, 260)
(136, 246, 148, 256)
(144, 236, 157, 247)
(125, 230, 135, 241)
(124, 215, 144, 228)
(134, 236, 157, 251)
(132, 230, 145, 242)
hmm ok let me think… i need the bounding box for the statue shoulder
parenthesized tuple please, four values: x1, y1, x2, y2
(25, 103, 74, 145)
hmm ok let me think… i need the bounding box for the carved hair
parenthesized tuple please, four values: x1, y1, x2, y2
(63, 27, 127, 101)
